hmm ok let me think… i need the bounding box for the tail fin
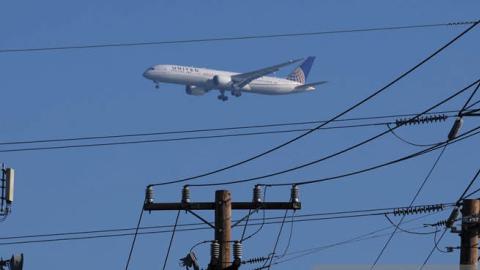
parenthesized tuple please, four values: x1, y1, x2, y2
(286, 56, 315, 84)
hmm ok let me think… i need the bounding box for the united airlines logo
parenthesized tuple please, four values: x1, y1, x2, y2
(287, 68, 305, 84)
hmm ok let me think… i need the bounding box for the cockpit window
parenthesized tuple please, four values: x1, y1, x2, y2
(148, 67, 155, 71)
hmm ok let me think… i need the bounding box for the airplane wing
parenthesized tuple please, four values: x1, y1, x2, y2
(294, 81, 328, 90)
(231, 58, 303, 88)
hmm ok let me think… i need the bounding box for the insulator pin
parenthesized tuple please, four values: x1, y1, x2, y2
(211, 241, 220, 260)
(448, 117, 463, 140)
(290, 185, 299, 203)
(182, 185, 191, 203)
(253, 185, 262, 203)
(233, 241, 242, 261)
(145, 186, 154, 204)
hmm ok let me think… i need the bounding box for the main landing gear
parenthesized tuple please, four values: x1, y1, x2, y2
(232, 89, 242, 97)
(154, 82, 159, 89)
(217, 90, 228, 101)
(217, 94, 228, 101)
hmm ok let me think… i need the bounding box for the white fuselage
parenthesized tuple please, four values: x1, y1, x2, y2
(143, 64, 314, 95)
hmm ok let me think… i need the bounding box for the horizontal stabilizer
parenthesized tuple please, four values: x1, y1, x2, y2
(295, 80, 328, 90)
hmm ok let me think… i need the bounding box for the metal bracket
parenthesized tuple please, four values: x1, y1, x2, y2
(186, 209, 216, 229)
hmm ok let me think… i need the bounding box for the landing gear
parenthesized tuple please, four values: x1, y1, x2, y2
(217, 94, 228, 101)
(154, 82, 159, 89)
(232, 89, 242, 97)
(217, 90, 228, 101)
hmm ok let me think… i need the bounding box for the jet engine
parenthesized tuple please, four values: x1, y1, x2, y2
(185, 85, 207, 96)
(212, 75, 232, 89)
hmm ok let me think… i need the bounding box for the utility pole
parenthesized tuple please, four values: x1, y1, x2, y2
(144, 185, 301, 270)
(215, 190, 231, 270)
(460, 199, 480, 270)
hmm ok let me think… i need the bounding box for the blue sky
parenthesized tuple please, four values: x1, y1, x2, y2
(0, 1, 480, 269)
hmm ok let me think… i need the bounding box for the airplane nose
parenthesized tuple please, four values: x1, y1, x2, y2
(143, 70, 151, 79)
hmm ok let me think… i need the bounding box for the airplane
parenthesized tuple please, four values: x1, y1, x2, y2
(142, 56, 326, 101)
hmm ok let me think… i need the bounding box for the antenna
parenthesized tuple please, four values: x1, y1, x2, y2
(0, 164, 15, 218)
(0, 253, 23, 270)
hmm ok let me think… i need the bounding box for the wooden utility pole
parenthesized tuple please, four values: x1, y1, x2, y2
(144, 186, 301, 270)
(215, 190, 231, 270)
(460, 199, 480, 270)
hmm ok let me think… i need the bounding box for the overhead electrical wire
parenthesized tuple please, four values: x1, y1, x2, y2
(369, 135, 449, 269)
(185, 78, 480, 187)
(124, 203, 145, 270)
(460, 81, 480, 113)
(383, 214, 439, 236)
(0, 203, 453, 246)
(0, 21, 475, 54)
(264, 210, 289, 270)
(259, 213, 440, 267)
(0, 110, 466, 154)
(418, 168, 480, 269)
(279, 211, 296, 259)
(0, 110, 459, 147)
(0, 122, 393, 153)
(262, 125, 480, 188)
(374, 82, 480, 269)
(147, 21, 479, 188)
(386, 123, 440, 147)
(241, 187, 268, 243)
(162, 210, 180, 270)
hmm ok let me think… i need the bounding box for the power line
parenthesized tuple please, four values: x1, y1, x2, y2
(148, 21, 479, 188)
(0, 110, 465, 153)
(265, 124, 480, 187)
(265, 210, 289, 270)
(186, 78, 480, 187)
(369, 136, 449, 270)
(0, 110, 458, 147)
(386, 123, 439, 147)
(0, 21, 475, 54)
(0, 203, 453, 246)
(263, 213, 439, 267)
(418, 168, 480, 269)
(0, 122, 392, 153)
(0, 111, 463, 155)
(162, 210, 180, 270)
(460, 82, 480, 113)
(124, 203, 145, 270)
(373, 84, 480, 268)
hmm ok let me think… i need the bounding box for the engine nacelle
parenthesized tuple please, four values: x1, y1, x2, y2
(185, 85, 207, 96)
(212, 75, 232, 89)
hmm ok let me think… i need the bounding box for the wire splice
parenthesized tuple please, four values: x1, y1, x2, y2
(393, 204, 445, 216)
(395, 114, 448, 127)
